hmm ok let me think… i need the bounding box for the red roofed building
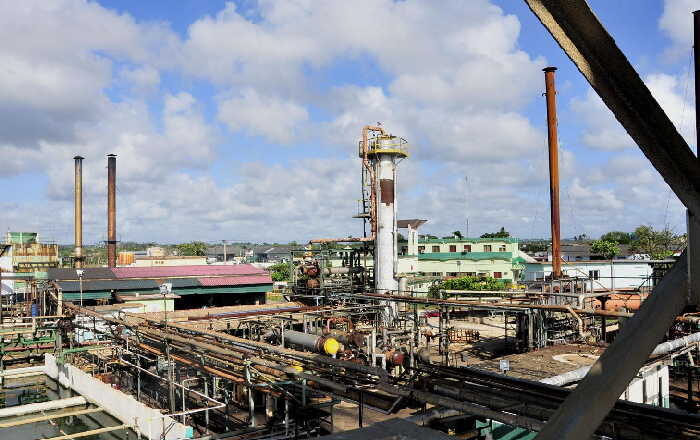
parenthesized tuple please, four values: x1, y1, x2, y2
(47, 264, 273, 309)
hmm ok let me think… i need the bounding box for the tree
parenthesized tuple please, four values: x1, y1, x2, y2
(175, 241, 208, 256)
(591, 240, 620, 291)
(591, 240, 619, 260)
(397, 233, 407, 242)
(630, 225, 684, 259)
(452, 230, 463, 239)
(600, 231, 632, 245)
(480, 227, 510, 239)
(428, 275, 509, 299)
(268, 262, 292, 282)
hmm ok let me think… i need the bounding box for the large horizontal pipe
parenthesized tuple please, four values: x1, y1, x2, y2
(323, 266, 365, 275)
(351, 292, 700, 322)
(0, 366, 44, 377)
(284, 330, 340, 355)
(312, 329, 365, 347)
(0, 396, 86, 418)
(541, 332, 700, 386)
(64, 303, 390, 380)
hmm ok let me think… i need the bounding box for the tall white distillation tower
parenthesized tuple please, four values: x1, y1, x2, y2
(360, 126, 408, 323)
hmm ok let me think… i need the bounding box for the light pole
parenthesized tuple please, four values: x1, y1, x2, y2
(160, 282, 172, 327)
(222, 240, 228, 264)
(76, 269, 84, 307)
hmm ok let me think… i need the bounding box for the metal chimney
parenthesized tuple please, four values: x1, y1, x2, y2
(543, 67, 562, 278)
(73, 156, 84, 268)
(107, 154, 117, 267)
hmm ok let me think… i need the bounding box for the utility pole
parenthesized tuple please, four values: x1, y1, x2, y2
(223, 240, 228, 264)
(543, 67, 562, 278)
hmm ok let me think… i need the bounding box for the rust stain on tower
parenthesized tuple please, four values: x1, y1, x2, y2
(107, 154, 117, 268)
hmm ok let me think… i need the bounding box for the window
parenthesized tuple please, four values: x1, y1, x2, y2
(499, 245, 506, 252)
(484, 245, 492, 252)
(589, 270, 600, 280)
(401, 246, 408, 255)
(418, 246, 425, 254)
(447, 272, 458, 277)
(432, 245, 440, 252)
(466, 272, 477, 277)
(463, 244, 472, 252)
(493, 272, 502, 279)
(449, 245, 457, 252)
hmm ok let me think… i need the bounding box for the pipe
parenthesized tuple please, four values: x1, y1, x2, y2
(41, 424, 130, 440)
(312, 329, 365, 347)
(107, 154, 117, 267)
(0, 396, 86, 418)
(283, 330, 340, 355)
(323, 266, 365, 275)
(377, 383, 544, 432)
(0, 366, 44, 377)
(541, 331, 700, 386)
(406, 407, 463, 424)
(0, 407, 104, 429)
(73, 156, 84, 268)
(543, 67, 562, 278)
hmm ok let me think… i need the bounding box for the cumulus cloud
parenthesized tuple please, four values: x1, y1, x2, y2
(571, 72, 695, 151)
(1, 0, 686, 244)
(218, 89, 309, 144)
(120, 65, 160, 93)
(659, 0, 700, 59)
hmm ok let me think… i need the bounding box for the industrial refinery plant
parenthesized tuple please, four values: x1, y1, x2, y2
(4, 2, 700, 440)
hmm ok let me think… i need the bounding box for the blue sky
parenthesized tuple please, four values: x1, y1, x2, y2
(0, 0, 697, 244)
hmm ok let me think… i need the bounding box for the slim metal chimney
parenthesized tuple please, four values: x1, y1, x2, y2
(73, 156, 84, 268)
(107, 154, 117, 267)
(543, 66, 562, 278)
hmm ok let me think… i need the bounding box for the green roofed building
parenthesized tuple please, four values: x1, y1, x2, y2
(397, 235, 535, 282)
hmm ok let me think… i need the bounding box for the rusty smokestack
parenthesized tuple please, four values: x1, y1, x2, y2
(73, 155, 84, 268)
(543, 67, 562, 278)
(107, 154, 117, 267)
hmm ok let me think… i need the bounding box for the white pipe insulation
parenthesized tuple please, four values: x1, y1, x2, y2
(541, 332, 700, 386)
(0, 396, 87, 418)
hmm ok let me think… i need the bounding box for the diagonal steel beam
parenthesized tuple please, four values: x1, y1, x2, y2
(524, 0, 700, 217)
(521, 1, 697, 438)
(536, 251, 689, 439)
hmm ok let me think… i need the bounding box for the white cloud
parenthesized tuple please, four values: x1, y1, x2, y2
(0, 0, 178, 147)
(218, 89, 309, 144)
(659, 0, 700, 59)
(120, 65, 160, 93)
(571, 72, 695, 151)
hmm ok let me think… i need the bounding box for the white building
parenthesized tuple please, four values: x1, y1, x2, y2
(523, 260, 659, 290)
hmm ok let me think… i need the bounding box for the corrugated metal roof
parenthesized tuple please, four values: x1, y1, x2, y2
(58, 279, 159, 292)
(168, 278, 202, 288)
(198, 275, 272, 286)
(111, 264, 265, 279)
(175, 285, 270, 295)
(47, 267, 117, 280)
